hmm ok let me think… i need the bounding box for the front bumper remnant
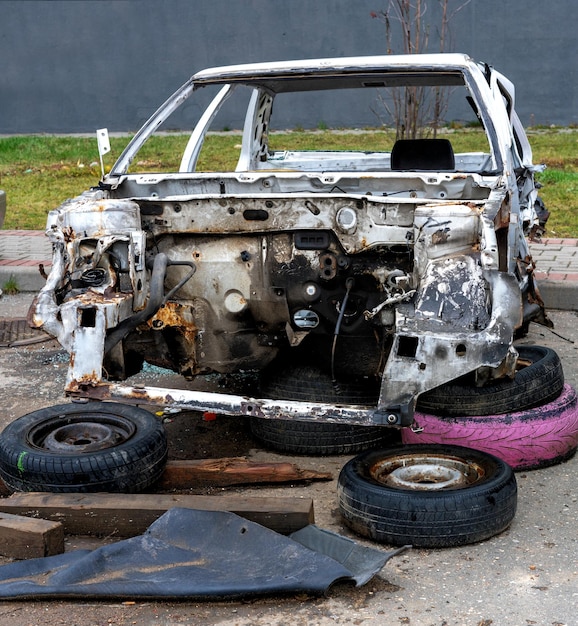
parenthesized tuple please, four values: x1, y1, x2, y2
(70, 381, 412, 426)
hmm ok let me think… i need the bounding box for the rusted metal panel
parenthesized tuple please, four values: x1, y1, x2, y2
(72, 382, 408, 426)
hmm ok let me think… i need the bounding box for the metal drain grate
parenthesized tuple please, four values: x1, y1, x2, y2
(0, 319, 51, 347)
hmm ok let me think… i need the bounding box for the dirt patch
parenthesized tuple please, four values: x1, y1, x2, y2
(164, 412, 256, 461)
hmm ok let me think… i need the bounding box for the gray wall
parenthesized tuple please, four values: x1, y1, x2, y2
(1, 0, 576, 134)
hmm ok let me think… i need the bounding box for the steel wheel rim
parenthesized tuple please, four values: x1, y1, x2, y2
(369, 453, 486, 491)
(27, 414, 136, 453)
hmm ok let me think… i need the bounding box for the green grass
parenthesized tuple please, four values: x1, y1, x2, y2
(1, 275, 19, 295)
(1, 129, 577, 236)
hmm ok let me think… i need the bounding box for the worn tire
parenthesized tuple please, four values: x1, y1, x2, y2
(417, 345, 564, 417)
(338, 444, 517, 548)
(251, 366, 398, 455)
(0, 402, 168, 493)
(259, 365, 382, 404)
(404, 384, 578, 470)
(250, 418, 398, 456)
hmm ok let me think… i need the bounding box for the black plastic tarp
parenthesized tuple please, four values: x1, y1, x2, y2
(0, 508, 408, 600)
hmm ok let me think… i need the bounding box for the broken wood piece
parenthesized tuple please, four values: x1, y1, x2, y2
(0, 512, 64, 559)
(0, 459, 332, 497)
(158, 457, 332, 489)
(0, 492, 314, 538)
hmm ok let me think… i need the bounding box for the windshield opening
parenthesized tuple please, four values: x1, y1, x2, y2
(114, 71, 495, 176)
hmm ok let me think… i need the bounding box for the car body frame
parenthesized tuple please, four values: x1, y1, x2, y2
(30, 53, 549, 427)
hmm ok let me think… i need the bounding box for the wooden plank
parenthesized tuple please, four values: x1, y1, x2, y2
(0, 492, 314, 537)
(0, 512, 64, 559)
(158, 458, 332, 489)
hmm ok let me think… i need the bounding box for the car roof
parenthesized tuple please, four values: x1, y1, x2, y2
(191, 53, 477, 92)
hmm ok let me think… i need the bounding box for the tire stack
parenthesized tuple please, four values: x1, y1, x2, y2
(337, 345, 578, 548)
(404, 345, 578, 471)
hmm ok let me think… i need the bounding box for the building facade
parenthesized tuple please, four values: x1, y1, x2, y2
(1, 0, 576, 133)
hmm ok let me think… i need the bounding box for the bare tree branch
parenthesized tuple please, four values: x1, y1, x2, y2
(370, 0, 471, 138)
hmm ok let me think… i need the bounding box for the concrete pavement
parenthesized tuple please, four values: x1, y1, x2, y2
(0, 229, 576, 310)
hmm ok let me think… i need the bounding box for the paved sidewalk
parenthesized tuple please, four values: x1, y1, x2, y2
(0, 230, 576, 310)
(530, 237, 578, 310)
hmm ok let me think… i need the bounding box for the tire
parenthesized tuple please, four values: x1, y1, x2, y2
(403, 384, 578, 471)
(0, 402, 168, 493)
(259, 365, 384, 404)
(337, 444, 517, 548)
(250, 418, 398, 456)
(251, 365, 398, 455)
(417, 345, 564, 417)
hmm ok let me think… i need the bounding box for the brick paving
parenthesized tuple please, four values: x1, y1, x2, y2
(531, 238, 578, 282)
(0, 230, 52, 268)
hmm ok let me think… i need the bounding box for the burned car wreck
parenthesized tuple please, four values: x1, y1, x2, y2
(30, 53, 549, 428)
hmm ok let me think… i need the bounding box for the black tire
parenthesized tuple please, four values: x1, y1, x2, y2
(417, 345, 564, 417)
(337, 444, 517, 548)
(259, 365, 381, 404)
(0, 402, 168, 493)
(251, 365, 398, 455)
(250, 418, 398, 456)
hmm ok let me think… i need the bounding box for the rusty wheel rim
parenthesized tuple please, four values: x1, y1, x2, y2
(27, 414, 136, 453)
(369, 452, 486, 491)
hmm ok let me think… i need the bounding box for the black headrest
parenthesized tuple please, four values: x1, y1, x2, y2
(391, 138, 455, 171)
